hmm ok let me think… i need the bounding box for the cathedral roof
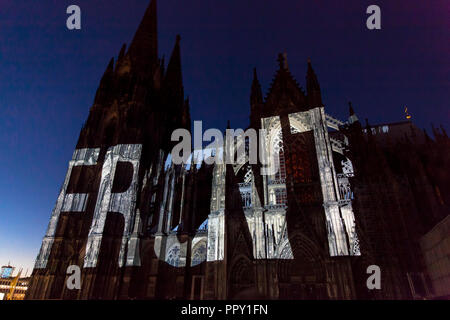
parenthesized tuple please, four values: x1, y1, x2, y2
(263, 53, 307, 116)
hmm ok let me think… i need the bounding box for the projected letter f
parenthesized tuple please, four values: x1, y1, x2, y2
(35, 148, 100, 269)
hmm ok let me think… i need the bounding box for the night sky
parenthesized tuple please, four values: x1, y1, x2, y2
(0, 0, 448, 274)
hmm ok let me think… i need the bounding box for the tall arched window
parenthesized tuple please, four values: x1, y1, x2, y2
(273, 131, 286, 181)
(239, 165, 252, 208)
(191, 242, 207, 266)
(166, 245, 180, 267)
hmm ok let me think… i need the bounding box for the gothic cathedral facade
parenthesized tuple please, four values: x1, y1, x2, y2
(26, 0, 449, 300)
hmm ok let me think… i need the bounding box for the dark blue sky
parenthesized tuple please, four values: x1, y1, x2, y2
(0, 0, 448, 273)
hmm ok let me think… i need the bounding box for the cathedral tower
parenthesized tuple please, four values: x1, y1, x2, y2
(27, 0, 192, 299)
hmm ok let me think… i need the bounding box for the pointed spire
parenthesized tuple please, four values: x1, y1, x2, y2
(366, 118, 372, 135)
(127, 0, 158, 72)
(348, 101, 359, 124)
(277, 53, 283, 69)
(94, 57, 115, 103)
(118, 43, 127, 61)
(423, 128, 432, 143)
(306, 59, 320, 90)
(349, 101, 355, 115)
(440, 125, 448, 138)
(282, 52, 289, 70)
(431, 123, 440, 139)
(264, 53, 305, 110)
(165, 35, 182, 86)
(164, 34, 183, 103)
(106, 57, 114, 73)
(115, 43, 127, 70)
(250, 68, 263, 106)
(306, 58, 322, 107)
(275, 52, 290, 70)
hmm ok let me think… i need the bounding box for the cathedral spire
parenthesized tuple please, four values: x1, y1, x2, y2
(431, 123, 440, 139)
(348, 101, 359, 124)
(250, 68, 264, 127)
(423, 128, 432, 143)
(118, 43, 126, 61)
(127, 0, 158, 72)
(282, 52, 289, 70)
(306, 58, 323, 107)
(165, 35, 182, 85)
(115, 43, 127, 70)
(277, 53, 289, 70)
(164, 35, 183, 104)
(105, 57, 115, 74)
(264, 53, 306, 115)
(440, 125, 448, 138)
(250, 68, 263, 105)
(94, 57, 115, 103)
(349, 101, 355, 116)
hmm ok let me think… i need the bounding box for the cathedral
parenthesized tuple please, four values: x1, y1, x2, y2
(26, 0, 449, 300)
